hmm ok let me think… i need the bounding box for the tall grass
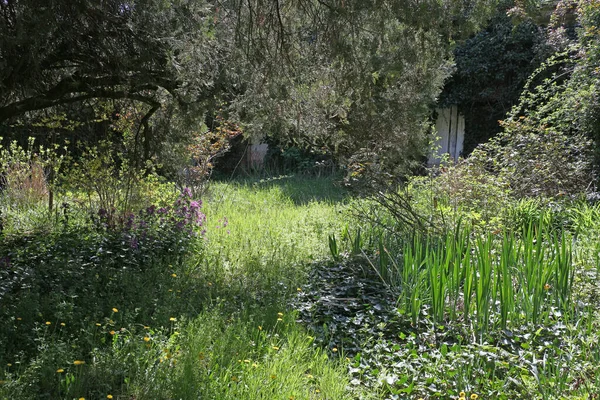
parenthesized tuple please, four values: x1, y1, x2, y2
(387, 219, 575, 333)
(0, 175, 359, 399)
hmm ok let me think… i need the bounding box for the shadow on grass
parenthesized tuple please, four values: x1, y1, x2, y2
(212, 174, 350, 205)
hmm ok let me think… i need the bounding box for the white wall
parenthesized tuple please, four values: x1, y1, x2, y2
(429, 106, 465, 164)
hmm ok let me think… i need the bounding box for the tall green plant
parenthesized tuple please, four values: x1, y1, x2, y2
(391, 216, 575, 335)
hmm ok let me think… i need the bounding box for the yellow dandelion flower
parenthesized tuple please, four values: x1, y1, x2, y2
(244, 359, 250, 363)
(258, 326, 263, 331)
(332, 347, 338, 352)
(460, 392, 466, 397)
(315, 389, 320, 393)
(60, 322, 66, 326)
(277, 318, 283, 321)
(297, 287, 302, 292)
(73, 360, 85, 365)
(277, 312, 284, 317)
(171, 273, 177, 277)
(144, 337, 150, 342)
(112, 308, 118, 313)
(272, 346, 280, 350)
(79, 398, 85, 400)
(169, 317, 176, 322)
(16, 317, 21, 321)
(95, 323, 101, 326)
(471, 395, 478, 400)
(544, 283, 551, 290)
(56, 368, 64, 373)
(6, 363, 11, 367)
(107, 396, 113, 399)
(110, 330, 116, 335)
(306, 374, 314, 379)
(45, 321, 51, 325)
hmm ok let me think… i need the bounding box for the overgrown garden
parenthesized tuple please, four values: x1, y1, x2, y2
(2, 0, 600, 399)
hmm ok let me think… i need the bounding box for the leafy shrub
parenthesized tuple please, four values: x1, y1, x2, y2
(480, 119, 594, 199)
(0, 138, 63, 208)
(0, 188, 205, 365)
(64, 141, 175, 227)
(408, 154, 512, 230)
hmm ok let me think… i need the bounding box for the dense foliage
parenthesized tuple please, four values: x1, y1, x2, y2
(441, 5, 550, 154)
(1, 0, 499, 181)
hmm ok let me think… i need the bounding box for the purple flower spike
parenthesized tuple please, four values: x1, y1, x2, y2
(182, 187, 193, 198)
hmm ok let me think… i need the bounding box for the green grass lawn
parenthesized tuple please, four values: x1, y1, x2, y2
(0, 175, 363, 400)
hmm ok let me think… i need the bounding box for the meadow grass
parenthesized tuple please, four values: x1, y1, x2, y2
(0, 175, 360, 399)
(3, 173, 600, 399)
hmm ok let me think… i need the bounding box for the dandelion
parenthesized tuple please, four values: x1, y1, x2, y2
(6, 363, 11, 367)
(16, 317, 21, 321)
(244, 359, 250, 363)
(45, 321, 51, 325)
(277, 318, 283, 321)
(107, 396, 113, 399)
(459, 392, 465, 398)
(171, 273, 177, 277)
(544, 283, 551, 290)
(110, 330, 116, 335)
(79, 398, 85, 400)
(169, 317, 177, 322)
(144, 337, 150, 342)
(95, 323, 101, 326)
(258, 326, 262, 331)
(112, 308, 118, 313)
(73, 360, 85, 365)
(60, 322, 65, 326)
(272, 346, 280, 350)
(56, 368, 64, 373)
(277, 312, 284, 317)
(297, 287, 302, 292)
(470, 395, 478, 400)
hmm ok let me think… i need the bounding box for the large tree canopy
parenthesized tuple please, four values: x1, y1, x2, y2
(0, 0, 222, 122)
(1, 0, 498, 180)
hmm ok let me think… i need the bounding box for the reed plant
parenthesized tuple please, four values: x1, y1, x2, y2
(390, 217, 574, 334)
